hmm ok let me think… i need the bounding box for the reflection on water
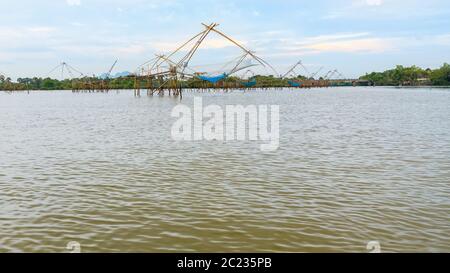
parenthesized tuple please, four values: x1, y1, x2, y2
(0, 87, 449, 252)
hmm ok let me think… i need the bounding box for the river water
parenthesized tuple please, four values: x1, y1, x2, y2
(0, 87, 449, 252)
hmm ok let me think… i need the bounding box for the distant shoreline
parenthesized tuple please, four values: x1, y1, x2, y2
(378, 85, 450, 89)
(2, 86, 450, 93)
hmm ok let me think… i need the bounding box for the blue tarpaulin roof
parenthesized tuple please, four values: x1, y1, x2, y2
(197, 73, 227, 83)
(242, 79, 257, 87)
(288, 80, 302, 87)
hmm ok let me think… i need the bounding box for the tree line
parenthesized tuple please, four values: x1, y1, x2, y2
(1, 63, 450, 90)
(0, 75, 303, 90)
(360, 63, 450, 86)
(0, 76, 136, 91)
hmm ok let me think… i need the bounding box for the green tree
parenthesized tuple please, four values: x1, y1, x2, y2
(430, 63, 450, 86)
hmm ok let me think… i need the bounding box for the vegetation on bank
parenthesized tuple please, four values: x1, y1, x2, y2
(0, 75, 298, 90)
(360, 63, 450, 86)
(0, 76, 136, 91)
(1, 63, 450, 90)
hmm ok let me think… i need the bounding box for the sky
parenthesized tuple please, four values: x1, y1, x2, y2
(0, 0, 450, 80)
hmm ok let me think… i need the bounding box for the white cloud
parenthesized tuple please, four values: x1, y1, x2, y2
(252, 10, 260, 16)
(201, 38, 247, 49)
(150, 36, 247, 53)
(306, 38, 392, 53)
(27, 27, 56, 34)
(258, 30, 450, 60)
(296, 32, 371, 45)
(434, 34, 450, 46)
(269, 32, 392, 55)
(66, 0, 81, 6)
(70, 22, 85, 27)
(324, 0, 449, 20)
(0, 26, 56, 43)
(362, 0, 384, 6)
